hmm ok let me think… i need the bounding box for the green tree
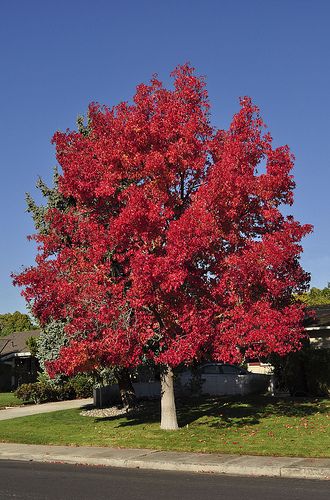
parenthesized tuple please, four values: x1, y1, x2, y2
(298, 284, 330, 306)
(25, 113, 89, 232)
(25, 166, 74, 233)
(0, 311, 38, 338)
(26, 336, 39, 357)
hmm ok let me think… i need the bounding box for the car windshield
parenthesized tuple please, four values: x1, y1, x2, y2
(200, 365, 219, 374)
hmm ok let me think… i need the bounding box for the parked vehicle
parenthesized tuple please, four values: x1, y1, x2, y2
(94, 362, 271, 407)
(178, 362, 270, 396)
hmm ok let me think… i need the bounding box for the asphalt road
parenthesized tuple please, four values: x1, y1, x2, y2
(0, 460, 328, 500)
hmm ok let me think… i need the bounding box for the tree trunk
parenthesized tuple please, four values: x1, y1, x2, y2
(115, 367, 137, 410)
(160, 365, 179, 430)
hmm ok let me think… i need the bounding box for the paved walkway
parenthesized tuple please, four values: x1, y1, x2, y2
(0, 398, 93, 420)
(0, 442, 329, 480)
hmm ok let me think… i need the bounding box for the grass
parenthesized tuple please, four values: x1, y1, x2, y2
(0, 392, 25, 409)
(0, 396, 329, 457)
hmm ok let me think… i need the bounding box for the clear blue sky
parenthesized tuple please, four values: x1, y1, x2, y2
(1, 0, 329, 313)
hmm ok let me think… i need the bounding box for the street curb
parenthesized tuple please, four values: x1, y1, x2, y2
(0, 444, 329, 480)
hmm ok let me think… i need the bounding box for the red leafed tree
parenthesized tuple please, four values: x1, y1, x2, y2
(14, 65, 312, 430)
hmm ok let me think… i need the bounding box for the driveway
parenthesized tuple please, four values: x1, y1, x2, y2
(0, 398, 93, 421)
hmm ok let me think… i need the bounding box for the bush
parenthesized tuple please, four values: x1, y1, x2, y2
(15, 374, 94, 404)
(271, 347, 330, 397)
(56, 381, 76, 401)
(70, 374, 94, 398)
(304, 349, 330, 396)
(15, 382, 58, 404)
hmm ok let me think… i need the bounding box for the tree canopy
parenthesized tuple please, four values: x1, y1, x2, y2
(14, 64, 312, 428)
(0, 311, 38, 337)
(298, 285, 330, 306)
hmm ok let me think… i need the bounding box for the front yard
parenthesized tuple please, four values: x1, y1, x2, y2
(0, 396, 329, 457)
(0, 392, 24, 410)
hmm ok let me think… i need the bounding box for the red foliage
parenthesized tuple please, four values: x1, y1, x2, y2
(13, 65, 312, 376)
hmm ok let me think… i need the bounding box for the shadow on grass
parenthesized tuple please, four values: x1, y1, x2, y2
(94, 395, 329, 429)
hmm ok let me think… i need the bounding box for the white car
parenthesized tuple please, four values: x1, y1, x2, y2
(178, 362, 270, 396)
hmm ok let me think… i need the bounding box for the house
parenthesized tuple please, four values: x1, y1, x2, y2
(0, 330, 41, 391)
(304, 305, 330, 349)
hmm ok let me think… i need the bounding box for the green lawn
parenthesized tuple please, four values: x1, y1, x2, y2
(0, 396, 329, 457)
(0, 392, 24, 409)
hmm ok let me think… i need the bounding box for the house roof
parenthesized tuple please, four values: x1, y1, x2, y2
(0, 330, 41, 357)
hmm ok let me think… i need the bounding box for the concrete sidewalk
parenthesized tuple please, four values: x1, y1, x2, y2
(0, 442, 329, 480)
(0, 398, 93, 420)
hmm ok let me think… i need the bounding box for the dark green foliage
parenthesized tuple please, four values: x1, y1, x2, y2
(271, 347, 330, 396)
(15, 375, 93, 404)
(26, 336, 38, 357)
(15, 382, 58, 404)
(76, 113, 91, 137)
(70, 374, 94, 398)
(25, 166, 75, 235)
(25, 115, 87, 235)
(55, 382, 76, 401)
(0, 311, 37, 338)
(93, 367, 117, 387)
(303, 349, 330, 396)
(14, 374, 93, 404)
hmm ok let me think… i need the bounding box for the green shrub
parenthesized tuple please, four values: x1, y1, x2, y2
(15, 374, 94, 404)
(271, 347, 330, 397)
(304, 349, 330, 396)
(15, 382, 57, 404)
(56, 381, 76, 401)
(71, 374, 93, 398)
